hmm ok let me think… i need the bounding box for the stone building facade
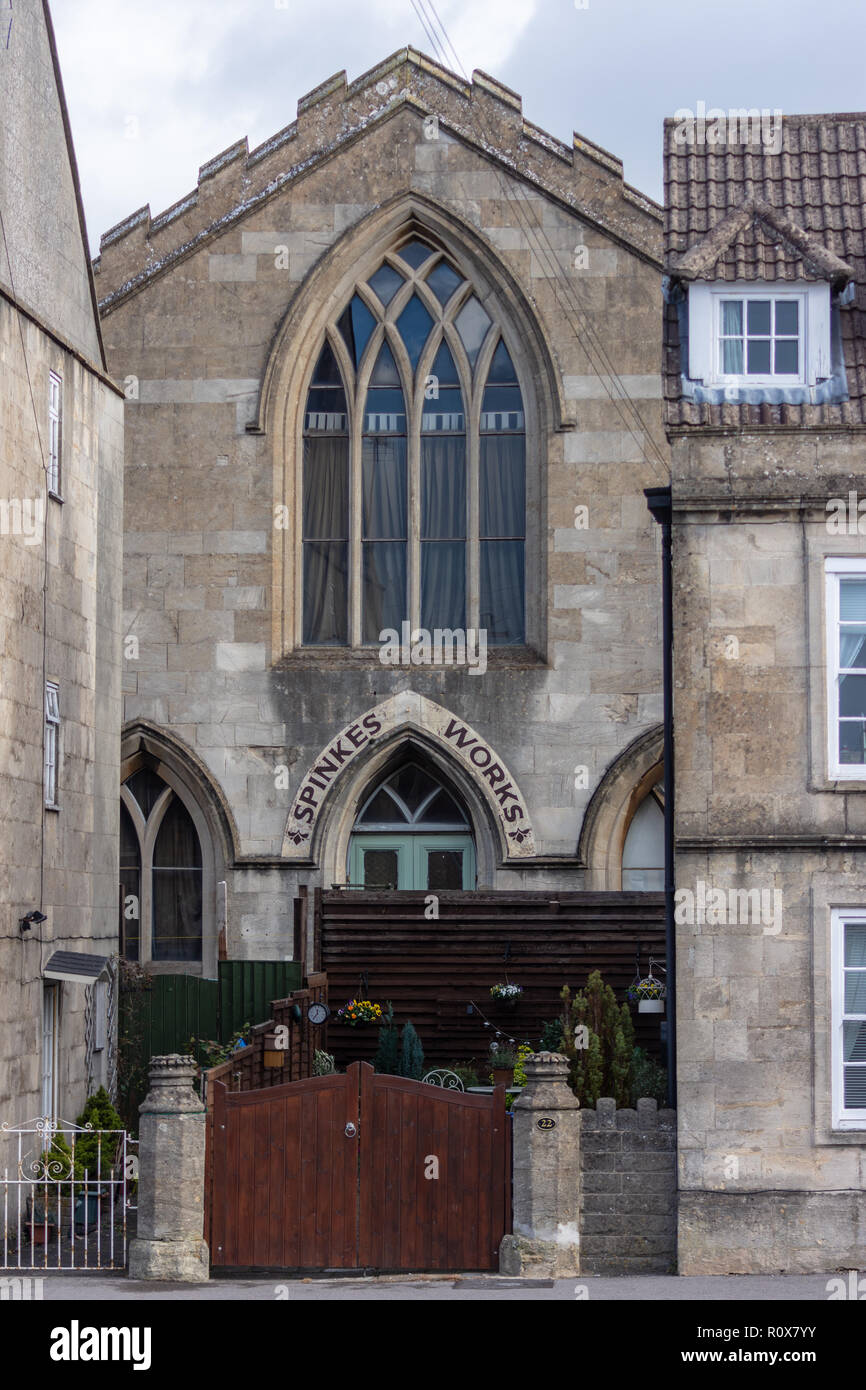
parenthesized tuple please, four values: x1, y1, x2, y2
(95, 50, 669, 981)
(86, 42, 866, 1276)
(0, 0, 124, 1125)
(664, 114, 866, 1272)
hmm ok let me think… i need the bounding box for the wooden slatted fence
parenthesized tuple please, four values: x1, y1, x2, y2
(319, 889, 666, 1068)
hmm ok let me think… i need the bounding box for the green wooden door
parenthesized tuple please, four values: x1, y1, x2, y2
(349, 834, 475, 889)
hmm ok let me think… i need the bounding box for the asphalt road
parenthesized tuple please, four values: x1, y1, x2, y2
(20, 1271, 846, 1300)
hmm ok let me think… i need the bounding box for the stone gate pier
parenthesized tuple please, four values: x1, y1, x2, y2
(129, 1054, 209, 1282)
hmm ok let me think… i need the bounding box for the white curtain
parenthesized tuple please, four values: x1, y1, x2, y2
(303, 436, 349, 644)
(421, 436, 466, 538)
(481, 435, 525, 538)
(479, 434, 525, 643)
(362, 437, 406, 538)
(152, 797, 202, 963)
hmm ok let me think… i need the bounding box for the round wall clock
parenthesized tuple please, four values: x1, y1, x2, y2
(308, 1002, 330, 1025)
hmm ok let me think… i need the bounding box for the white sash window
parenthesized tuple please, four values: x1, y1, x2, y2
(44, 681, 60, 807)
(48, 371, 62, 496)
(826, 559, 866, 779)
(831, 910, 866, 1128)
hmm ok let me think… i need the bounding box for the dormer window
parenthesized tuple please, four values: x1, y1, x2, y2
(685, 279, 833, 393)
(717, 294, 802, 382)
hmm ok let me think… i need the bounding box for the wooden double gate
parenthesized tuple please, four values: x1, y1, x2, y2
(207, 1063, 511, 1272)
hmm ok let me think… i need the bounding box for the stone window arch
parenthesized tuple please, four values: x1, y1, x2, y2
(578, 728, 664, 890)
(300, 232, 527, 649)
(119, 731, 228, 977)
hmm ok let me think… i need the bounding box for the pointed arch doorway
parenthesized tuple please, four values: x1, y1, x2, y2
(348, 762, 476, 891)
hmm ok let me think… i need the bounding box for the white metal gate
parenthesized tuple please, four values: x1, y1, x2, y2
(1, 1118, 130, 1270)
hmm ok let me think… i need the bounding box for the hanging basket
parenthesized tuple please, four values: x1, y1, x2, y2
(336, 999, 383, 1027)
(489, 984, 522, 1009)
(628, 973, 666, 1014)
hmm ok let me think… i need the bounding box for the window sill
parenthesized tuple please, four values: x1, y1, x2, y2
(137, 961, 206, 977)
(818, 773, 866, 791)
(710, 375, 805, 390)
(275, 644, 547, 670)
(815, 1124, 866, 1145)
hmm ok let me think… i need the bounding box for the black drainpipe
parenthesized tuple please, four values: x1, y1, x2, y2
(644, 486, 676, 1108)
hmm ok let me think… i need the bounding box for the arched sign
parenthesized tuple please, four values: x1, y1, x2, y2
(282, 691, 535, 860)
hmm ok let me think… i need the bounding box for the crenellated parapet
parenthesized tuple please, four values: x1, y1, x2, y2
(94, 47, 661, 310)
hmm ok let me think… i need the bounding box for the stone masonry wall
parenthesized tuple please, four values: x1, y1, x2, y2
(671, 433, 866, 1272)
(95, 52, 668, 965)
(580, 1098, 677, 1274)
(0, 307, 124, 1125)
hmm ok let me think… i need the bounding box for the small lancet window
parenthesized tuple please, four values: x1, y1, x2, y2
(120, 769, 204, 965)
(479, 339, 525, 644)
(152, 796, 203, 962)
(421, 340, 466, 631)
(305, 340, 348, 432)
(362, 344, 408, 643)
(303, 342, 350, 644)
(120, 802, 141, 962)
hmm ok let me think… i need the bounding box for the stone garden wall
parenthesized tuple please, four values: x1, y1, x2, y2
(502, 1054, 678, 1277)
(579, 1097, 677, 1274)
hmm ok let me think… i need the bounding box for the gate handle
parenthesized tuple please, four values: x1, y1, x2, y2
(344, 1122, 358, 1138)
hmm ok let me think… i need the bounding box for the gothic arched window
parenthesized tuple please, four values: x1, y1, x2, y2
(302, 236, 526, 647)
(120, 766, 204, 964)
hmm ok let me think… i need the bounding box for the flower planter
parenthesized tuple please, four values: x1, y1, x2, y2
(489, 985, 523, 1009)
(25, 1220, 58, 1245)
(336, 999, 383, 1027)
(629, 970, 666, 1015)
(491, 1068, 514, 1089)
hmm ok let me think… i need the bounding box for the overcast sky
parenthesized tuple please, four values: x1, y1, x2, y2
(51, 0, 866, 254)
